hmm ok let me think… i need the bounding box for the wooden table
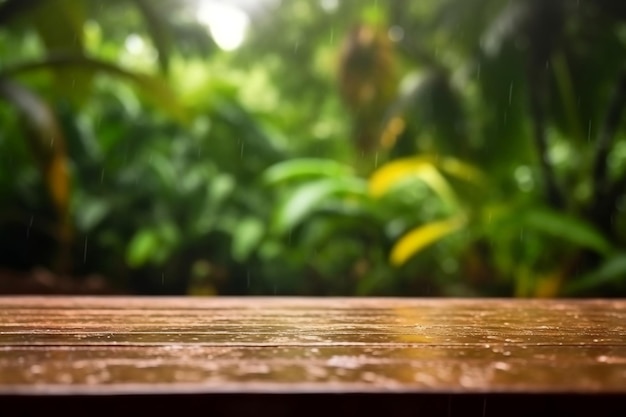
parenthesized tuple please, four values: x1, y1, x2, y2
(1, 297, 625, 416)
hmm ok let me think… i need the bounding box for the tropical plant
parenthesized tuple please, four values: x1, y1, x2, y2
(363, 0, 626, 296)
(1, 0, 625, 297)
(255, 0, 626, 297)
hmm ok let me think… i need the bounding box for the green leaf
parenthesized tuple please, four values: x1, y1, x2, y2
(552, 51, 585, 144)
(75, 199, 110, 232)
(564, 254, 626, 295)
(272, 178, 368, 235)
(522, 209, 613, 255)
(232, 217, 265, 261)
(209, 174, 236, 207)
(263, 158, 354, 186)
(126, 223, 180, 267)
(390, 215, 466, 266)
(126, 229, 160, 268)
(439, 157, 486, 186)
(193, 174, 235, 236)
(149, 153, 177, 189)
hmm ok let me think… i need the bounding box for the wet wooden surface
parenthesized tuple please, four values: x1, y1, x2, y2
(1, 297, 626, 416)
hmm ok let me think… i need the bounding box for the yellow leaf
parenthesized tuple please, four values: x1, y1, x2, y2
(369, 155, 485, 199)
(370, 157, 430, 196)
(369, 157, 459, 207)
(390, 215, 466, 266)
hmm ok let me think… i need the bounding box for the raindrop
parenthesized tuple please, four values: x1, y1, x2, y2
(240, 142, 245, 157)
(326, 355, 361, 369)
(588, 120, 592, 142)
(29, 364, 43, 374)
(329, 28, 334, 44)
(83, 235, 88, 264)
(476, 63, 481, 81)
(508, 83, 513, 105)
(247, 270, 250, 288)
(100, 169, 105, 184)
(374, 152, 379, 168)
(26, 216, 33, 238)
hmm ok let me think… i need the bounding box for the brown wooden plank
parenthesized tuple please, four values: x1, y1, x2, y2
(1, 298, 624, 346)
(1, 345, 625, 394)
(0, 297, 625, 397)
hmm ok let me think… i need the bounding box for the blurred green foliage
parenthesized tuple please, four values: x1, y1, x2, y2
(0, 0, 625, 297)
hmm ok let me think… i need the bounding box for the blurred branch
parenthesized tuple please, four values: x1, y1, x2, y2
(2, 52, 124, 78)
(0, 52, 187, 122)
(132, 0, 172, 74)
(0, 77, 72, 273)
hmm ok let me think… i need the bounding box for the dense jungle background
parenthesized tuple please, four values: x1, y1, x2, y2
(1, 0, 625, 297)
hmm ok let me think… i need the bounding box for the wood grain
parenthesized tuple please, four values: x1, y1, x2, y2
(1, 297, 625, 396)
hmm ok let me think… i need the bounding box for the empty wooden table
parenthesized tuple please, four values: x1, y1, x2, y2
(1, 297, 625, 416)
